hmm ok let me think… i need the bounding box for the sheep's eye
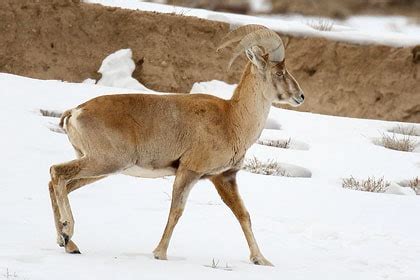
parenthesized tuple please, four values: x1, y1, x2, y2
(276, 72, 284, 77)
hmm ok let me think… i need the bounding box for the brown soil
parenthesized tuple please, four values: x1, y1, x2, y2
(0, 0, 419, 122)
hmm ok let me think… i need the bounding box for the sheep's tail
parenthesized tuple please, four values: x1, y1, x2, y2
(59, 109, 72, 131)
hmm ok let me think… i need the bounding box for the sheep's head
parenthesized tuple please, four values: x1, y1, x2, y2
(218, 25, 304, 107)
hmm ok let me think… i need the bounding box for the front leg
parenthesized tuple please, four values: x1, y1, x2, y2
(153, 168, 200, 260)
(211, 170, 273, 266)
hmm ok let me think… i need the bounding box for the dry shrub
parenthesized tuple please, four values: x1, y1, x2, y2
(342, 176, 390, 193)
(388, 125, 420, 136)
(257, 138, 291, 149)
(243, 157, 289, 176)
(407, 177, 420, 195)
(204, 258, 233, 271)
(39, 109, 62, 118)
(308, 19, 334, 31)
(375, 133, 418, 152)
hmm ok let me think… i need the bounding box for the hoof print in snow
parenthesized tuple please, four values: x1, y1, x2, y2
(258, 138, 309, 150)
(243, 157, 311, 178)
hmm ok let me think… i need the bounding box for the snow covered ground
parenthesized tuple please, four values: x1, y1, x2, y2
(0, 72, 419, 280)
(263, 14, 420, 40)
(84, 0, 420, 47)
(94, 49, 153, 92)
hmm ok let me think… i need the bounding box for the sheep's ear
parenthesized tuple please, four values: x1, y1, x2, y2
(245, 46, 267, 70)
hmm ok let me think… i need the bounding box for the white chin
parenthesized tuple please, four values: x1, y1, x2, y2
(273, 100, 302, 107)
(273, 100, 288, 106)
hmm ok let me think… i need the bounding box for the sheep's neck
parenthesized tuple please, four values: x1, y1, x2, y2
(229, 62, 272, 149)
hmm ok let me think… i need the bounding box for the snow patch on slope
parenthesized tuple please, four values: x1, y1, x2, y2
(95, 48, 153, 92)
(190, 80, 236, 100)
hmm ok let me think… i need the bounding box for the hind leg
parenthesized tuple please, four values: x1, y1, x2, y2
(48, 181, 65, 247)
(50, 157, 121, 253)
(66, 176, 107, 193)
(48, 176, 106, 252)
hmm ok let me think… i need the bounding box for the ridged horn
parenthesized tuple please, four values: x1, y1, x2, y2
(218, 25, 285, 69)
(216, 24, 268, 52)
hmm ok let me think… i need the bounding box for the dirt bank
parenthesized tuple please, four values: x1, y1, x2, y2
(0, 0, 419, 122)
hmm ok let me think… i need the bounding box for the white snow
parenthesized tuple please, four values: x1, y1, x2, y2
(263, 14, 420, 42)
(386, 182, 416, 196)
(248, 0, 271, 13)
(84, 0, 420, 47)
(190, 80, 236, 100)
(82, 78, 97, 85)
(343, 15, 420, 37)
(96, 48, 153, 92)
(1, 72, 420, 280)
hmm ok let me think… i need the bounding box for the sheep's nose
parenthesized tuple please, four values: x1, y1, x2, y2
(300, 94, 305, 100)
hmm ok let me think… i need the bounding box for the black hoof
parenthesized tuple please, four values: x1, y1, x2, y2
(69, 249, 81, 254)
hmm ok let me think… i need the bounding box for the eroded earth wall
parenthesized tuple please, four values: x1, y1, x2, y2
(1, 0, 419, 122)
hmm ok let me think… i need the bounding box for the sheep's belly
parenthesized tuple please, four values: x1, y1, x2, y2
(121, 166, 176, 178)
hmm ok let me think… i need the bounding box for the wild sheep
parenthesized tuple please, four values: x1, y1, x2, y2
(48, 24, 304, 266)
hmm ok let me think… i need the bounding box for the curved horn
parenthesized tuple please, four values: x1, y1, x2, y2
(228, 29, 285, 69)
(217, 24, 268, 52)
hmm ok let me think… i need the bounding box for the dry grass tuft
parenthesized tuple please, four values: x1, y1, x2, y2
(257, 138, 291, 149)
(388, 125, 420, 137)
(342, 176, 390, 193)
(204, 258, 233, 271)
(243, 157, 289, 177)
(39, 109, 62, 118)
(308, 19, 334, 31)
(375, 133, 418, 152)
(407, 177, 420, 195)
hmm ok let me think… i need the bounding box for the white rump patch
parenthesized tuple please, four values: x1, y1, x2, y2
(66, 108, 82, 132)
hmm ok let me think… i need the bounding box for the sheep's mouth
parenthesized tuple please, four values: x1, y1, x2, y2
(291, 97, 304, 106)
